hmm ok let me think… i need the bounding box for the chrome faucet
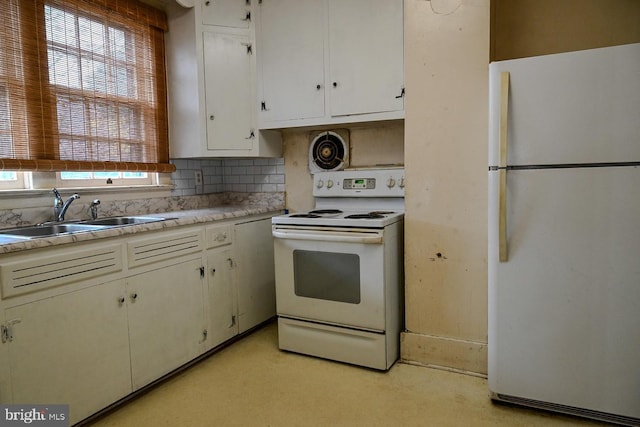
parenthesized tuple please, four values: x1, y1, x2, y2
(52, 188, 80, 222)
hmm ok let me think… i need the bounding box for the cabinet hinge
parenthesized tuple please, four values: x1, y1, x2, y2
(1, 319, 21, 343)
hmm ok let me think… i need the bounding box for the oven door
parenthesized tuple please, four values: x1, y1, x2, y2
(272, 225, 386, 332)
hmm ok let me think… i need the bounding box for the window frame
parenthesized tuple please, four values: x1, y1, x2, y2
(0, 0, 173, 173)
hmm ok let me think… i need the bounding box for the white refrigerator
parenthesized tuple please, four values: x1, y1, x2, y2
(488, 43, 640, 425)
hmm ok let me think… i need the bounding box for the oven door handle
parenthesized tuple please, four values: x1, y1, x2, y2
(272, 229, 383, 244)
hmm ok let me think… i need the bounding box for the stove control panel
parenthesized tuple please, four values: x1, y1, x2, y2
(343, 178, 375, 190)
(313, 168, 405, 197)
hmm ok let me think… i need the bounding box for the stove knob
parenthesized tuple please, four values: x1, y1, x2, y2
(386, 177, 396, 188)
(326, 179, 334, 189)
(398, 177, 405, 188)
(316, 179, 324, 189)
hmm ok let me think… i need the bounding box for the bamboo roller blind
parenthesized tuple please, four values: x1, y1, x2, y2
(0, 0, 175, 172)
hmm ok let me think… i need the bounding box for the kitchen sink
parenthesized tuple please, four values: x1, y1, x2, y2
(0, 223, 107, 238)
(82, 216, 170, 226)
(0, 216, 176, 241)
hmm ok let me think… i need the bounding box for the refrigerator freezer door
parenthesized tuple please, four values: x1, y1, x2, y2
(488, 167, 640, 420)
(488, 43, 640, 168)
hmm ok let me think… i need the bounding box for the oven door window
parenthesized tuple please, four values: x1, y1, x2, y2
(293, 250, 360, 304)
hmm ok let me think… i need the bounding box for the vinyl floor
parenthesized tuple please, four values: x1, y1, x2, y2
(89, 321, 607, 427)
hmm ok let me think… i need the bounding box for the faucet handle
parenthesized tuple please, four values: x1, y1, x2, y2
(52, 188, 62, 205)
(89, 199, 101, 220)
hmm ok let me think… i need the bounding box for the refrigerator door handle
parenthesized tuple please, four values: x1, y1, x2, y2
(499, 72, 510, 262)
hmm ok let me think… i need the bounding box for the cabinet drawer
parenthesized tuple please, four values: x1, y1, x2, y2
(127, 229, 203, 268)
(205, 224, 233, 249)
(1, 245, 123, 298)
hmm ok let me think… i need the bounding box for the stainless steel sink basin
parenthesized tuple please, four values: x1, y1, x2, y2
(0, 223, 107, 238)
(82, 216, 170, 226)
(0, 216, 176, 241)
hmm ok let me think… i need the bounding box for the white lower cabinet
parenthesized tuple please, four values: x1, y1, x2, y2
(235, 218, 276, 333)
(126, 258, 206, 390)
(205, 247, 237, 349)
(3, 280, 131, 425)
(0, 214, 277, 423)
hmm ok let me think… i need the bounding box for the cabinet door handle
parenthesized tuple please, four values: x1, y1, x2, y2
(332, 82, 338, 88)
(242, 12, 251, 22)
(205, 0, 210, 5)
(117, 296, 125, 306)
(227, 258, 234, 268)
(228, 315, 236, 328)
(209, 114, 215, 121)
(316, 84, 322, 90)
(245, 130, 255, 140)
(211, 268, 216, 275)
(261, 101, 268, 111)
(130, 292, 138, 302)
(242, 43, 252, 55)
(395, 87, 405, 99)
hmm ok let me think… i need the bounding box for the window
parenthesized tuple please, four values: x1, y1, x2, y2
(58, 171, 153, 187)
(0, 0, 173, 174)
(0, 171, 27, 190)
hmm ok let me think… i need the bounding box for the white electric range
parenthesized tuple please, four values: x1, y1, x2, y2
(272, 168, 405, 370)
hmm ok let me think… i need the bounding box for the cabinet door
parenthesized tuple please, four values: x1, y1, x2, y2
(127, 258, 206, 390)
(203, 31, 255, 151)
(206, 247, 237, 348)
(4, 281, 131, 425)
(328, 0, 404, 116)
(258, 0, 325, 122)
(201, 0, 250, 28)
(235, 218, 275, 333)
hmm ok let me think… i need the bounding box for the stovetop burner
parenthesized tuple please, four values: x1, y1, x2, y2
(344, 213, 385, 219)
(290, 213, 322, 218)
(309, 209, 343, 215)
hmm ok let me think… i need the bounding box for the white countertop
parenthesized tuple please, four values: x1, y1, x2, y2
(0, 205, 282, 254)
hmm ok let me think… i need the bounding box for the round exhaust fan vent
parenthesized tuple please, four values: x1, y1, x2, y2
(309, 131, 349, 173)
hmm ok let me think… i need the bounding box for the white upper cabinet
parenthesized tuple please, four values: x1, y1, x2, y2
(166, 0, 282, 158)
(201, 0, 250, 28)
(256, 0, 404, 129)
(327, 0, 404, 117)
(257, 0, 325, 122)
(203, 31, 254, 151)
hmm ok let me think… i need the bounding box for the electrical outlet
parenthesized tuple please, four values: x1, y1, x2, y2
(194, 170, 203, 187)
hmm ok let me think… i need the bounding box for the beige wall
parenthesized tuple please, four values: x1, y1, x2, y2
(282, 123, 405, 213)
(491, 0, 640, 61)
(402, 0, 490, 374)
(400, 0, 640, 376)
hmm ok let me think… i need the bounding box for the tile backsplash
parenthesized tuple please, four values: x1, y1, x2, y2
(171, 158, 285, 196)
